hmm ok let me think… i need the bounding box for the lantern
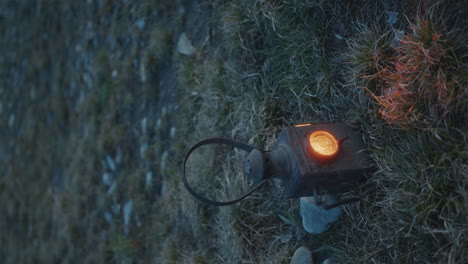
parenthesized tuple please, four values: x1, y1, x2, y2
(182, 122, 374, 209)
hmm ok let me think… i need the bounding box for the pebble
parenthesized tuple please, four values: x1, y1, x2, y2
(156, 118, 161, 129)
(102, 172, 113, 186)
(107, 181, 117, 196)
(140, 143, 148, 159)
(170, 127, 176, 139)
(385, 11, 398, 26)
(300, 195, 341, 234)
(123, 200, 133, 235)
(104, 211, 113, 224)
(136, 18, 145, 29)
(145, 171, 153, 189)
(141, 118, 148, 134)
(140, 61, 147, 83)
(115, 148, 122, 164)
(160, 151, 169, 173)
(106, 155, 116, 171)
(112, 203, 121, 215)
(8, 114, 15, 128)
(177, 32, 196, 55)
(291, 246, 313, 264)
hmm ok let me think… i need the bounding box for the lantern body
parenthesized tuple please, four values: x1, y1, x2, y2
(246, 123, 373, 198)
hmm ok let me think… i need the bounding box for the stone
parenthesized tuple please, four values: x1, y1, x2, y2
(112, 203, 121, 215)
(140, 143, 148, 159)
(170, 127, 176, 139)
(291, 246, 313, 264)
(136, 18, 145, 29)
(104, 211, 113, 224)
(141, 117, 148, 134)
(300, 195, 341, 234)
(177, 33, 196, 55)
(160, 151, 169, 173)
(145, 171, 153, 189)
(123, 200, 133, 235)
(102, 172, 113, 186)
(106, 155, 116, 171)
(107, 181, 117, 196)
(8, 114, 15, 128)
(322, 259, 333, 264)
(385, 11, 398, 26)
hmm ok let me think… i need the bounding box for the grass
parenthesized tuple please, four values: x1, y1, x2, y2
(1, 0, 466, 263)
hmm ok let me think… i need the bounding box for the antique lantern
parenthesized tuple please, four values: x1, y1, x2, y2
(182, 122, 374, 209)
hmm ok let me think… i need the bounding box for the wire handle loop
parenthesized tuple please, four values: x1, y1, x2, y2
(182, 138, 272, 206)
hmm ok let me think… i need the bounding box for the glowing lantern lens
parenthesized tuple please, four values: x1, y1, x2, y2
(294, 123, 312, 127)
(309, 130, 339, 157)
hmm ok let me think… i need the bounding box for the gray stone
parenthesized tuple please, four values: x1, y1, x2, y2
(112, 203, 121, 215)
(170, 127, 176, 139)
(300, 195, 341, 234)
(107, 181, 117, 196)
(145, 171, 153, 189)
(140, 142, 148, 159)
(177, 33, 196, 55)
(115, 148, 122, 164)
(160, 151, 169, 173)
(102, 172, 113, 186)
(322, 259, 333, 264)
(385, 11, 398, 26)
(123, 200, 133, 235)
(141, 117, 148, 134)
(8, 114, 15, 128)
(104, 211, 113, 224)
(106, 155, 116, 171)
(291, 246, 313, 264)
(136, 18, 145, 29)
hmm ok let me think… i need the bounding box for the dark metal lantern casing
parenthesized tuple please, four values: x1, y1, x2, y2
(245, 123, 373, 198)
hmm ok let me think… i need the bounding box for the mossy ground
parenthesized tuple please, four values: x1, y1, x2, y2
(1, 0, 466, 263)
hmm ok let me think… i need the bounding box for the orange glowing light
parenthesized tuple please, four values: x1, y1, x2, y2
(309, 130, 339, 157)
(294, 123, 312, 127)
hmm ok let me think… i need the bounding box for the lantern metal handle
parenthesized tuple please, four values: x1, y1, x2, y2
(182, 138, 273, 206)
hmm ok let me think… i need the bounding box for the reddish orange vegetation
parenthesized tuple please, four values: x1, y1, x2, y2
(372, 17, 464, 127)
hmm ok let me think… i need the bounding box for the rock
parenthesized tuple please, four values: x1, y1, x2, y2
(140, 60, 147, 83)
(322, 259, 333, 264)
(385, 11, 398, 26)
(170, 127, 176, 139)
(104, 211, 113, 224)
(291, 246, 313, 264)
(145, 171, 153, 189)
(112, 203, 121, 215)
(115, 148, 122, 164)
(8, 114, 15, 128)
(107, 181, 117, 196)
(136, 18, 145, 29)
(156, 118, 161, 129)
(141, 117, 148, 134)
(300, 195, 341, 234)
(123, 200, 133, 235)
(140, 143, 148, 159)
(102, 172, 114, 186)
(177, 32, 196, 55)
(160, 151, 169, 173)
(106, 155, 116, 171)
